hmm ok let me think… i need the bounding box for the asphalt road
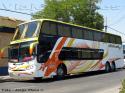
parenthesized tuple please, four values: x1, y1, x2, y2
(0, 69, 125, 93)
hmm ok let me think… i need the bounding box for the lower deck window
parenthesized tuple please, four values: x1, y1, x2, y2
(59, 47, 104, 60)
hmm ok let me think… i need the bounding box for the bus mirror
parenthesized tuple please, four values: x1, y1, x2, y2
(29, 44, 34, 55)
(29, 42, 38, 55)
(0, 48, 4, 58)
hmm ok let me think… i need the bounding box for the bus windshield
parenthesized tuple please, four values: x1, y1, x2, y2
(13, 21, 39, 40)
(9, 42, 36, 62)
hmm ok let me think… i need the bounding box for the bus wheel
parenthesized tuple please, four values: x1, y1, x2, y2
(56, 65, 66, 80)
(111, 62, 116, 72)
(105, 62, 111, 73)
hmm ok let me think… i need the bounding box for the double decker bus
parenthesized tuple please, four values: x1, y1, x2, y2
(7, 19, 124, 80)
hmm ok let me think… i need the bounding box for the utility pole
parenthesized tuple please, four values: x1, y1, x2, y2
(104, 16, 107, 32)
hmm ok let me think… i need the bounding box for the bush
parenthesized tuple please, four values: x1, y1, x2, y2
(120, 80, 125, 93)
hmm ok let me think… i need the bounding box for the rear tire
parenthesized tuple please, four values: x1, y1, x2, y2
(105, 62, 111, 73)
(111, 62, 116, 72)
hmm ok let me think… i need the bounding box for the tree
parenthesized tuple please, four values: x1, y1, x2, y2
(33, 0, 104, 30)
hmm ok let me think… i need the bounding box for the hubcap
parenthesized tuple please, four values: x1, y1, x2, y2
(58, 67, 64, 76)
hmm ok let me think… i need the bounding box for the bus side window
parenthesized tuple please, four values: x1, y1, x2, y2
(100, 33, 105, 42)
(49, 22, 57, 35)
(57, 24, 71, 37)
(37, 44, 51, 63)
(102, 33, 109, 43)
(93, 32, 104, 42)
(40, 21, 57, 36)
(115, 36, 122, 44)
(72, 27, 83, 39)
(59, 47, 103, 60)
(40, 21, 50, 35)
(109, 35, 116, 44)
(83, 30, 93, 40)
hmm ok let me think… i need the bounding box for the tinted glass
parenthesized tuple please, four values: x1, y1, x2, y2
(102, 34, 109, 42)
(9, 42, 35, 63)
(72, 27, 83, 39)
(94, 32, 103, 41)
(13, 24, 25, 40)
(59, 47, 104, 60)
(58, 24, 71, 37)
(83, 30, 93, 40)
(41, 21, 57, 35)
(109, 35, 116, 43)
(50, 22, 57, 35)
(25, 21, 38, 38)
(116, 36, 122, 44)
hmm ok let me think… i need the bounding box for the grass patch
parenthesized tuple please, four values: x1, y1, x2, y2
(120, 80, 125, 93)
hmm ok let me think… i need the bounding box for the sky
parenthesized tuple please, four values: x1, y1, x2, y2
(0, 0, 44, 20)
(99, 0, 125, 42)
(0, 0, 125, 41)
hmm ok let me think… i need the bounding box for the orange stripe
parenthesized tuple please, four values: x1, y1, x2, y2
(44, 37, 67, 76)
(55, 37, 67, 53)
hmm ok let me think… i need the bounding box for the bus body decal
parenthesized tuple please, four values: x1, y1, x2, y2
(43, 37, 67, 77)
(67, 38, 75, 47)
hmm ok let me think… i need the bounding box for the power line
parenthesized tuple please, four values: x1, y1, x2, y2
(107, 26, 125, 36)
(104, 17, 125, 36)
(0, 8, 33, 15)
(109, 14, 125, 26)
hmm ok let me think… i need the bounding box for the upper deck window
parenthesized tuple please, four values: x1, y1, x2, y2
(13, 21, 39, 41)
(13, 24, 25, 40)
(25, 21, 38, 38)
(41, 21, 57, 35)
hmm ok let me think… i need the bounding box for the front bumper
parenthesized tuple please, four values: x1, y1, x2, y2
(9, 70, 35, 80)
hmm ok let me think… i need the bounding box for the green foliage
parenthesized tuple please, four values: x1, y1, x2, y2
(33, 0, 104, 30)
(120, 80, 125, 93)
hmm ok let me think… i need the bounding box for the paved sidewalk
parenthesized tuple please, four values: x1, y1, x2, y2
(0, 75, 14, 81)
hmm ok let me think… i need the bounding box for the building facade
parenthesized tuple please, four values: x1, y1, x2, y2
(0, 16, 24, 75)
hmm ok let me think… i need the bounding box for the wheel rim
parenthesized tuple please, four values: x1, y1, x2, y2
(57, 67, 64, 76)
